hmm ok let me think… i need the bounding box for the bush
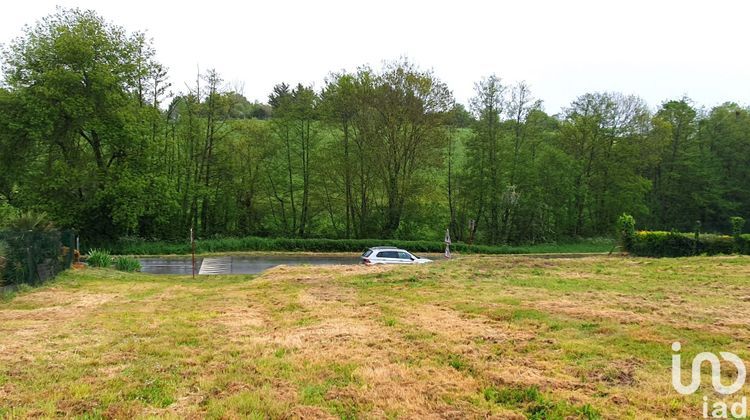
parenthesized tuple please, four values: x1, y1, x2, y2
(0, 212, 62, 284)
(113, 256, 141, 272)
(737, 234, 750, 255)
(87, 249, 113, 267)
(731, 217, 746, 237)
(731, 217, 746, 253)
(698, 234, 735, 255)
(628, 231, 737, 257)
(616, 213, 635, 250)
(617, 215, 746, 257)
(0, 203, 18, 228)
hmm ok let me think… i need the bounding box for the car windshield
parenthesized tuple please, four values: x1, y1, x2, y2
(404, 251, 420, 259)
(362, 250, 372, 257)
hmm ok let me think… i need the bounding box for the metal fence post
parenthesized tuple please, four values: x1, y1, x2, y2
(191, 228, 195, 279)
(26, 246, 34, 284)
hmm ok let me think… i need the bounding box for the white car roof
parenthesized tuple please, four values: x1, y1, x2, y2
(370, 246, 407, 252)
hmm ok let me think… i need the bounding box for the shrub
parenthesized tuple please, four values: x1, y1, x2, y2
(0, 212, 61, 284)
(113, 256, 141, 272)
(6, 211, 54, 231)
(616, 214, 635, 250)
(698, 234, 735, 255)
(738, 234, 750, 255)
(629, 231, 691, 257)
(731, 217, 746, 238)
(617, 215, 744, 257)
(0, 202, 19, 228)
(629, 231, 737, 257)
(87, 249, 113, 267)
(731, 217, 746, 253)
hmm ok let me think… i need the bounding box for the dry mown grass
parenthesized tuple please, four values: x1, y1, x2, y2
(1, 255, 749, 418)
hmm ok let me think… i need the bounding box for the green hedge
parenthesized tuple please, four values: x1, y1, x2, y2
(737, 234, 750, 254)
(107, 236, 613, 256)
(112, 237, 514, 255)
(628, 231, 747, 257)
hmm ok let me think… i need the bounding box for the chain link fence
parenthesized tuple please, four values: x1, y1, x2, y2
(0, 228, 76, 287)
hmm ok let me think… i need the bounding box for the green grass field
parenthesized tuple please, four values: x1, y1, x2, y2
(1, 255, 748, 418)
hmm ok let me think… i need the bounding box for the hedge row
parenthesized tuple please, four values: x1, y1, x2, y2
(627, 231, 750, 257)
(107, 236, 608, 256)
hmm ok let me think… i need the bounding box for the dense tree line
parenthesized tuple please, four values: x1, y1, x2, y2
(0, 9, 748, 244)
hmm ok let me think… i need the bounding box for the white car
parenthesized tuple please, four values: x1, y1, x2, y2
(360, 247, 433, 265)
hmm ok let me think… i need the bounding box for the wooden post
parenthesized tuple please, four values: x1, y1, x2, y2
(444, 228, 452, 259)
(191, 228, 195, 279)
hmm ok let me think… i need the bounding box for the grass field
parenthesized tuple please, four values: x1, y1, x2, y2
(1, 255, 748, 418)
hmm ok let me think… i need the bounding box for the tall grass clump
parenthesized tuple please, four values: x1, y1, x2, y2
(113, 255, 141, 272)
(87, 249, 113, 267)
(483, 385, 600, 419)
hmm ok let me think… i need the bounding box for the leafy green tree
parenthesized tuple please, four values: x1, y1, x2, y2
(507, 110, 573, 243)
(646, 99, 703, 230)
(696, 104, 750, 231)
(321, 72, 359, 237)
(268, 83, 320, 236)
(559, 92, 652, 236)
(1, 8, 164, 239)
(370, 60, 454, 236)
(3, 8, 749, 245)
(467, 75, 506, 243)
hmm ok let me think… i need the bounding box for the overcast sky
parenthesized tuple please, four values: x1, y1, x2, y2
(1, 0, 748, 114)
